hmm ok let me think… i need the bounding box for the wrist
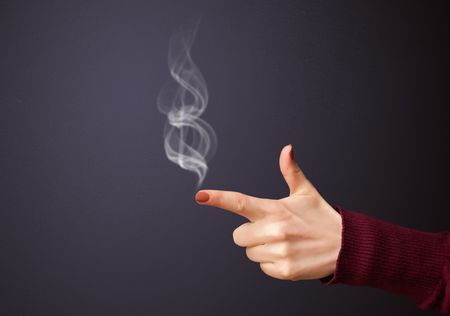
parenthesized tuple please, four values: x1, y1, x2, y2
(321, 204, 343, 278)
(327, 211, 343, 276)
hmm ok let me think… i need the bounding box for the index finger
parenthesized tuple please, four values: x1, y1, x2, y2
(195, 190, 270, 221)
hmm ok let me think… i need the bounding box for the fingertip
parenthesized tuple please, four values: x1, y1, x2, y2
(195, 191, 210, 203)
(279, 144, 292, 167)
(282, 144, 292, 153)
(289, 144, 295, 161)
(280, 144, 294, 160)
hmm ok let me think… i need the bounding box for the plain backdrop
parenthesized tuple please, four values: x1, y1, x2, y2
(1, 1, 449, 315)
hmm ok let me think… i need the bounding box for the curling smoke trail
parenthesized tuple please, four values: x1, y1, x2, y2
(157, 23, 217, 187)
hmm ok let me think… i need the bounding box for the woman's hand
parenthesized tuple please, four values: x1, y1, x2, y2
(195, 144, 342, 281)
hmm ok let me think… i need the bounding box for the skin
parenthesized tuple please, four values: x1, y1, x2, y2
(195, 144, 343, 281)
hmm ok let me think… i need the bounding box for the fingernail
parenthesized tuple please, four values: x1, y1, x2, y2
(195, 191, 210, 203)
(289, 144, 295, 160)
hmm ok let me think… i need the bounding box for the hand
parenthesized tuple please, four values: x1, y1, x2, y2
(195, 144, 342, 281)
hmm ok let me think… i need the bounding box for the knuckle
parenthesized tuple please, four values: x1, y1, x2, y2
(235, 193, 247, 213)
(278, 261, 294, 280)
(268, 223, 288, 241)
(276, 242, 291, 258)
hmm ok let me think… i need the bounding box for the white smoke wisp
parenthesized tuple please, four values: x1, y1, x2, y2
(157, 23, 217, 187)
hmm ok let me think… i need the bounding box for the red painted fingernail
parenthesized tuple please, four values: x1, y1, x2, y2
(195, 191, 210, 203)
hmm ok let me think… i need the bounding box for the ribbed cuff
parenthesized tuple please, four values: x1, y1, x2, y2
(320, 205, 449, 312)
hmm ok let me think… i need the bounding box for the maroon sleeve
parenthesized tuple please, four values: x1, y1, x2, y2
(320, 205, 450, 314)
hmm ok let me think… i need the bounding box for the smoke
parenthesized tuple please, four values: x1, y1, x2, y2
(157, 22, 217, 187)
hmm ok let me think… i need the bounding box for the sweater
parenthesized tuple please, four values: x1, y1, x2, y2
(321, 205, 450, 314)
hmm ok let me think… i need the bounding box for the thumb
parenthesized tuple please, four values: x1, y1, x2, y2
(279, 144, 310, 195)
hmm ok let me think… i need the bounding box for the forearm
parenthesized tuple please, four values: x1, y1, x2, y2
(322, 206, 450, 314)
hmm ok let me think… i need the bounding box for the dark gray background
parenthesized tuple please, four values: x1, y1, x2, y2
(1, 0, 449, 315)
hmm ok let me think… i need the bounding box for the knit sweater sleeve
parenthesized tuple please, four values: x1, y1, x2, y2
(320, 205, 450, 314)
